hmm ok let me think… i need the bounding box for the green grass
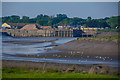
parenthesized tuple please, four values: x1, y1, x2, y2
(90, 34, 120, 39)
(2, 68, 119, 78)
(97, 29, 120, 32)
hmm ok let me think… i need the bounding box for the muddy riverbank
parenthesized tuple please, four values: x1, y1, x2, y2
(13, 38, 119, 62)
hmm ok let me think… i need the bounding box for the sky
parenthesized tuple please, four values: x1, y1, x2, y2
(2, 2, 118, 19)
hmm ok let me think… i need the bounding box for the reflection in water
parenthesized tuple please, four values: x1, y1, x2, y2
(2, 35, 77, 55)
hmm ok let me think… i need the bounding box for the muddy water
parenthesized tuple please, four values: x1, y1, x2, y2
(1, 34, 119, 67)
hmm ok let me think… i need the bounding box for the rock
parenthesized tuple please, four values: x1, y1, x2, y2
(88, 65, 109, 75)
(88, 66, 97, 74)
(112, 39, 118, 43)
(82, 71, 87, 74)
(65, 68, 74, 73)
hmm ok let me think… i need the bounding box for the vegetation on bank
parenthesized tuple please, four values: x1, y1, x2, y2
(77, 34, 120, 40)
(2, 14, 120, 28)
(91, 34, 120, 39)
(97, 29, 120, 32)
(2, 68, 119, 78)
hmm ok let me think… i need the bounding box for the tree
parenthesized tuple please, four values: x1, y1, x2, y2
(29, 18, 36, 23)
(106, 16, 119, 28)
(87, 16, 92, 22)
(10, 15, 20, 23)
(2, 14, 119, 29)
(21, 16, 30, 23)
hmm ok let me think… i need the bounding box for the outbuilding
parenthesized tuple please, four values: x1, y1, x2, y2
(2, 23, 11, 29)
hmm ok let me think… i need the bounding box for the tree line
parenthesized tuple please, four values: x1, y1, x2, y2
(2, 14, 120, 28)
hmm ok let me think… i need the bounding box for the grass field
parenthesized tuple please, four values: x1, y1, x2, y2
(2, 68, 119, 78)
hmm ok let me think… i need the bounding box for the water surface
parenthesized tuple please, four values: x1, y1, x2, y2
(1, 34, 119, 67)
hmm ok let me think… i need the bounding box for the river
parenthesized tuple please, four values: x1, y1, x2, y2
(1, 33, 119, 67)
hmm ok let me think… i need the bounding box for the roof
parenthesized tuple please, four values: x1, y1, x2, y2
(20, 24, 40, 30)
(3, 23, 51, 30)
(7, 23, 29, 26)
(2, 23, 11, 27)
(40, 26, 52, 29)
(7, 23, 41, 27)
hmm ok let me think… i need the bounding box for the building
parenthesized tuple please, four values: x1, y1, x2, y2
(20, 24, 40, 30)
(58, 26, 63, 29)
(40, 26, 52, 30)
(58, 24, 71, 30)
(2, 23, 11, 29)
(4, 23, 51, 30)
(7, 23, 29, 29)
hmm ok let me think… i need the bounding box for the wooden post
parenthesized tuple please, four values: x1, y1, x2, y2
(67, 31, 69, 37)
(83, 26, 84, 32)
(54, 31, 56, 37)
(58, 31, 59, 37)
(45, 30, 46, 37)
(49, 31, 51, 37)
(61, 31, 62, 37)
(42, 62, 46, 73)
(64, 31, 65, 37)
(72, 31, 73, 37)
(70, 31, 71, 37)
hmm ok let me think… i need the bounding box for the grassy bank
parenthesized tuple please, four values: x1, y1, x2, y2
(97, 29, 120, 32)
(91, 34, 120, 39)
(2, 68, 119, 78)
(77, 34, 120, 40)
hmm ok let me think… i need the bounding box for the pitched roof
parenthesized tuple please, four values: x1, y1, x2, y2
(20, 24, 40, 30)
(7, 23, 29, 26)
(2, 23, 11, 27)
(40, 26, 52, 29)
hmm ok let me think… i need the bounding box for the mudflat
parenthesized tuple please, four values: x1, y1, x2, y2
(53, 38, 118, 56)
(12, 38, 119, 61)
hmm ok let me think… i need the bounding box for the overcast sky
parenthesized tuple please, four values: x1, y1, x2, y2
(2, 2, 118, 19)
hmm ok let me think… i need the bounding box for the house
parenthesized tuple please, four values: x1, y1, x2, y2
(40, 26, 52, 30)
(2, 23, 52, 30)
(58, 24, 71, 29)
(7, 23, 29, 29)
(2, 23, 42, 29)
(2, 23, 11, 29)
(20, 24, 40, 30)
(58, 26, 63, 29)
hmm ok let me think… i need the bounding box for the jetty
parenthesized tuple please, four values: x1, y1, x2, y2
(1, 23, 102, 37)
(1, 28, 100, 37)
